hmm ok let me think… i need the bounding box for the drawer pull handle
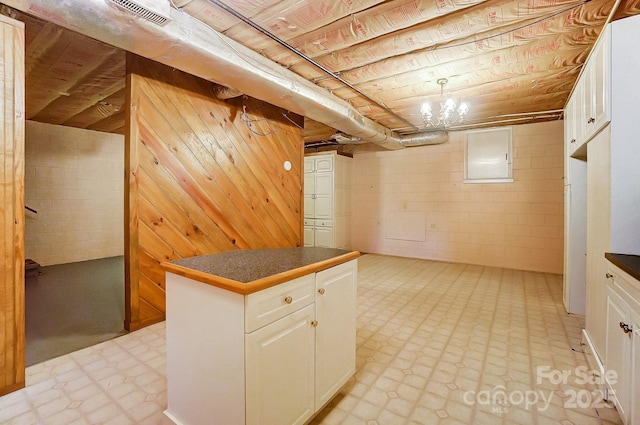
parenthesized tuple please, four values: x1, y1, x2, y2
(588, 117, 595, 124)
(606, 273, 613, 279)
(311, 320, 318, 327)
(570, 139, 576, 144)
(318, 288, 326, 295)
(284, 296, 293, 304)
(620, 322, 632, 334)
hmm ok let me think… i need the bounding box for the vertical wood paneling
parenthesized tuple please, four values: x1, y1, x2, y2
(125, 54, 303, 330)
(0, 15, 25, 396)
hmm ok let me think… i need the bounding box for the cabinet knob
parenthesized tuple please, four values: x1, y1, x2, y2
(620, 322, 633, 334)
(588, 117, 595, 124)
(284, 296, 293, 304)
(318, 288, 326, 295)
(606, 273, 613, 279)
(570, 139, 576, 144)
(311, 320, 318, 327)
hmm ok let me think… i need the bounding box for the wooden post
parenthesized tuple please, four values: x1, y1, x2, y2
(0, 14, 25, 396)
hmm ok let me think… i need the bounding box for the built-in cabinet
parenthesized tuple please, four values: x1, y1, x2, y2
(585, 127, 610, 356)
(566, 25, 610, 158)
(563, 23, 610, 315)
(605, 262, 640, 425)
(164, 259, 357, 425)
(304, 152, 352, 249)
(567, 14, 640, 425)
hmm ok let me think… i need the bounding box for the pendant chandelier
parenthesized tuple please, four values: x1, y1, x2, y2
(420, 78, 469, 129)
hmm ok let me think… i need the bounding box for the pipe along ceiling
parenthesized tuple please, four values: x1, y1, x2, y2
(4, 0, 449, 149)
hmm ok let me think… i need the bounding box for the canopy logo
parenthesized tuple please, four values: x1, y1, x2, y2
(462, 366, 614, 414)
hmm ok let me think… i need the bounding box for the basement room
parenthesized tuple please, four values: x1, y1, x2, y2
(1, 0, 639, 424)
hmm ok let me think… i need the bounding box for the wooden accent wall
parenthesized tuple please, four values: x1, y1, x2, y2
(125, 54, 303, 330)
(0, 15, 25, 396)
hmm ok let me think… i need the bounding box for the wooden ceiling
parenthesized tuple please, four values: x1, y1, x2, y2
(10, 0, 640, 144)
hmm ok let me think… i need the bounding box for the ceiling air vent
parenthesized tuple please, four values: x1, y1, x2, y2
(109, 0, 172, 26)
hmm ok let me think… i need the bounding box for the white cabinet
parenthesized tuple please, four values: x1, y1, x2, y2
(315, 261, 357, 408)
(164, 259, 358, 425)
(632, 308, 640, 425)
(585, 127, 610, 355)
(566, 25, 611, 158)
(304, 152, 352, 249)
(605, 261, 640, 425)
(575, 15, 640, 375)
(564, 23, 610, 316)
(563, 124, 587, 314)
(605, 285, 630, 421)
(303, 222, 315, 247)
(304, 172, 333, 220)
(246, 304, 315, 425)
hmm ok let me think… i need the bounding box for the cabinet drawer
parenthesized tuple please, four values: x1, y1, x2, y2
(316, 220, 332, 227)
(245, 274, 315, 333)
(303, 219, 316, 226)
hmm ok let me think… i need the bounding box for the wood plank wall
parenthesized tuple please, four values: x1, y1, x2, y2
(0, 15, 25, 396)
(125, 54, 303, 330)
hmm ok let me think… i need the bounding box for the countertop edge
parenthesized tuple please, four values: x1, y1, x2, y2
(605, 252, 640, 282)
(161, 250, 361, 295)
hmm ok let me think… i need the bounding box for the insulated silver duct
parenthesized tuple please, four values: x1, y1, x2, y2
(5, 0, 449, 149)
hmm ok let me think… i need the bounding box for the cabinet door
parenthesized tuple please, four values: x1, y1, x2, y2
(313, 174, 333, 219)
(315, 156, 333, 172)
(605, 286, 630, 420)
(304, 157, 315, 173)
(314, 226, 333, 248)
(569, 75, 588, 157)
(246, 305, 315, 425)
(574, 74, 587, 150)
(591, 26, 611, 135)
(303, 173, 315, 196)
(304, 196, 316, 219)
(565, 95, 577, 154)
(585, 128, 611, 358)
(315, 173, 333, 197)
(304, 173, 316, 219)
(303, 226, 315, 247)
(315, 261, 357, 408)
(632, 308, 640, 425)
(582, 60, 596, 138)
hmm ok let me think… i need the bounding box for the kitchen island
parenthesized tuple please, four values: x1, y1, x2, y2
(161, 247, 360, 425)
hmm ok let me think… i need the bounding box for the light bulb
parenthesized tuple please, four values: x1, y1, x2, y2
(420, 102, 432, 116)
(444, 98, 456, 111)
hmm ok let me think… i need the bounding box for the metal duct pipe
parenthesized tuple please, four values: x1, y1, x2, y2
(212, 84, 243, 100)
(5, 0, 449, 149)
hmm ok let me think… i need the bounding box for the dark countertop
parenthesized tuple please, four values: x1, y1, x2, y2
(605, 253, 640, 282)
(162, 247, 360, 295)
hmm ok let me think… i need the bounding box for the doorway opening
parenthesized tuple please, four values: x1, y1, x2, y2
(23, 117, 126, 366)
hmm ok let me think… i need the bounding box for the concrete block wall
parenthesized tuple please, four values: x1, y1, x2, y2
(24, 121, 124, 266)
(351, 120, 564, 274)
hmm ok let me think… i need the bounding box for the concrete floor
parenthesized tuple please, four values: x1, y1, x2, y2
(25, 256, 126, 366)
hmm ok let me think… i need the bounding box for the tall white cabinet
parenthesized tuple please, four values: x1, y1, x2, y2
(563, 23, 610, 316)
(304, 152, 352, 249)
(564, 14, 640, 424)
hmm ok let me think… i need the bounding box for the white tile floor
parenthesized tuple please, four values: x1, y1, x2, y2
(0, 254, 624, 424)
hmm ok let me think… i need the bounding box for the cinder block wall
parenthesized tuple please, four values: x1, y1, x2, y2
(24, 120, 124, 266)
(352, 121, 564, 274)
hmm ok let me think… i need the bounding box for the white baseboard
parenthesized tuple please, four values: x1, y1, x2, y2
(581, 329, 606, 391)
(163, 410, 182, 425)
